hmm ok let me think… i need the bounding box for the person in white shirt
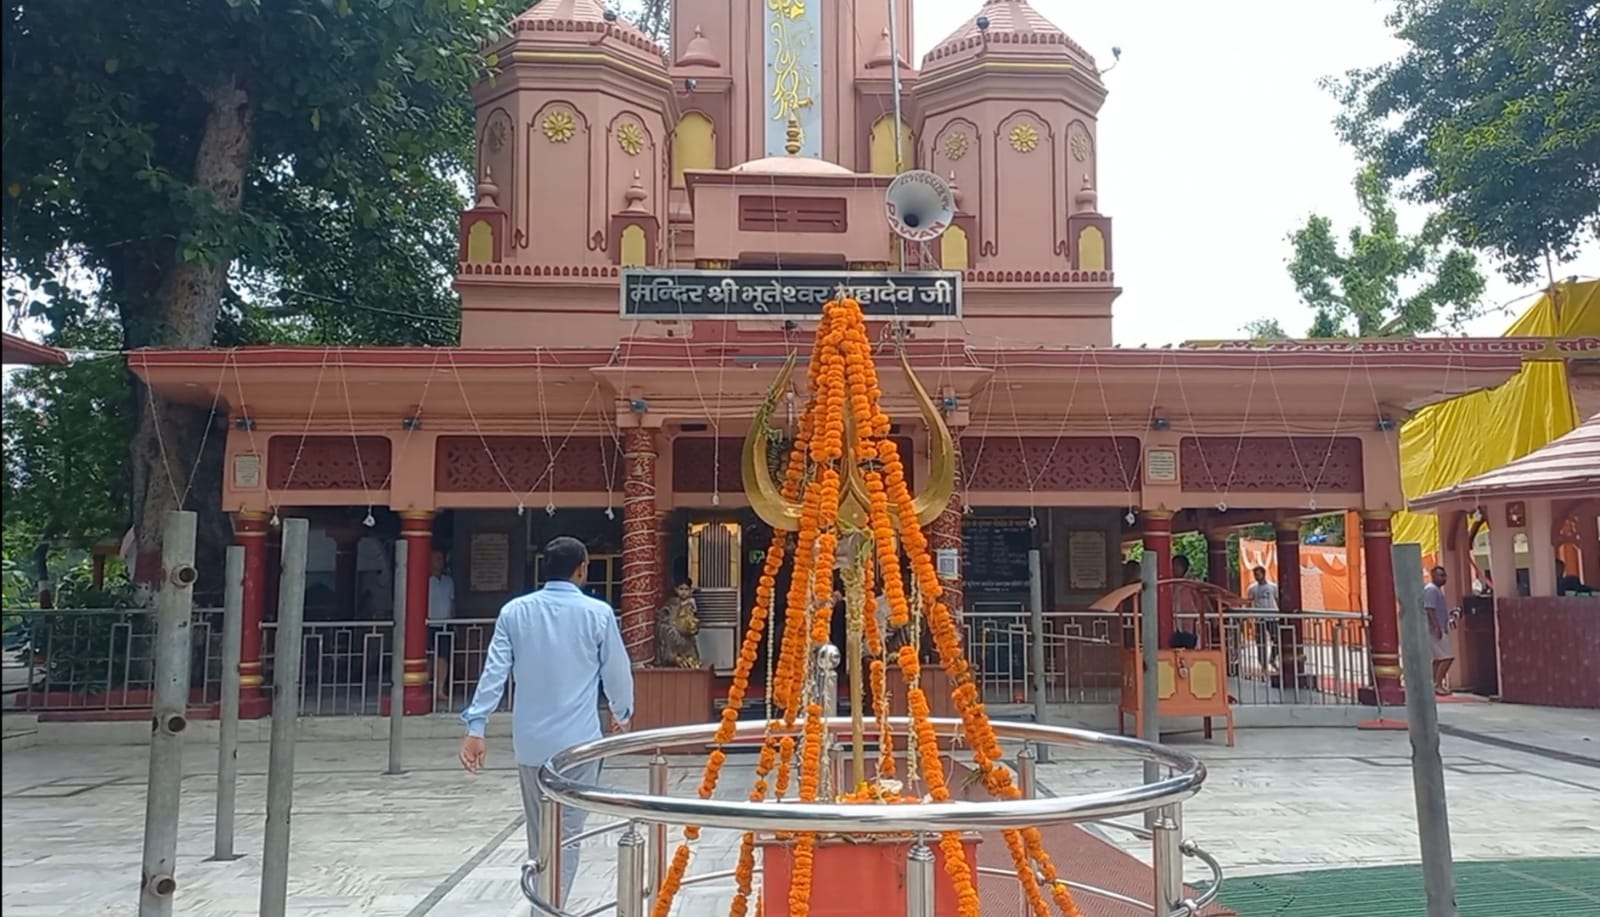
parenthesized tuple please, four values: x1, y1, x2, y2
(427, 550, 456, 704)
(1246, 565, 1280, 673)
(458, 536, 633, 906)
(1422, 566, 1457, 696)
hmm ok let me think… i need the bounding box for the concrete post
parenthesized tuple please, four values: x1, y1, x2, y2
(212, 545, 244, 861)
(259, 518, 309, 917)
(138, 511, 197, 916)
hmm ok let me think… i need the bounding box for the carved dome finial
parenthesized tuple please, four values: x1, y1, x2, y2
(784, 117, 802, 156)
(624, 169, 648, 211)
(674, 23, 722, 68)
(1075, 173, 1098, 211)
(865, 27, 906, 70)
(476, 168, 500, 209)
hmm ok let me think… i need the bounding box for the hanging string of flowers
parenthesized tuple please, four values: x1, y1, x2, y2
(648, 298, 1086, 917)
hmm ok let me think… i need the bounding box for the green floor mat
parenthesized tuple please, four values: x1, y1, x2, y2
(1219, 857, 1600, 916)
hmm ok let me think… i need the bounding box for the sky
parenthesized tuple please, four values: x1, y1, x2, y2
(914, 0, 1597, 346)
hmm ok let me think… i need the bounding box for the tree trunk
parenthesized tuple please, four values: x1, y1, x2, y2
(125, 74, 255, 597)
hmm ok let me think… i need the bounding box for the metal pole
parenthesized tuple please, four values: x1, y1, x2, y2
(1027, 549, 1050, 762)
(259, 518, 309, 917)
(538, 795, 564, 908)
(139, 510, 198, 916)
(1016, 744, 1037, 799)
(1151, 804, 1184, 914)
(616, 824, 647, 917)
(212, 545, 244, 861)
(885, 0, 908, 267)
(1140, 551, 1161, 826)
(387, 540, 407, 775)
(647, 754, 668, 898)
(1394, 542, 1458, 917)
(906, 839, 936, 917)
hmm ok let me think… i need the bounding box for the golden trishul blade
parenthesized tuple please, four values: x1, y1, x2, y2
(741, 348, 957, 532)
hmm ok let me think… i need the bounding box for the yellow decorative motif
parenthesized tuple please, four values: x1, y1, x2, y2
(943, 131, 969, 161)
(616, 121, 645, 156)
(540, 110, 575, 143)
(1009, 122, 1039, 153)
(768, 0, 815, 126)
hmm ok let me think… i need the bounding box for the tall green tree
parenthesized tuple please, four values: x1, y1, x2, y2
(1329, 0, 1600, 283)
(2, 0, 514, 580)
(1283, 167, 1486, 337)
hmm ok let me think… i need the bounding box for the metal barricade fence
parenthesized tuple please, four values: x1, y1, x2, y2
(0, 606, 225, 714)
(962, 608, 1372, 708)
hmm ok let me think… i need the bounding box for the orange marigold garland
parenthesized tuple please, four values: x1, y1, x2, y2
(652, 298, 1087, 917)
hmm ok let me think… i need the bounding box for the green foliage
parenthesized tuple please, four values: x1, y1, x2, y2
(2, 0, 521, 562)
(1285, 167, 1486, 337)
(2, 318, 132, 546)
(1242, 317, 1288, 340)
(1328, 0, 1600, 283)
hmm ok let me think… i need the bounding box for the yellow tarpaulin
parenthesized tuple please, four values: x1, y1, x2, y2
(1395, 279, 1599, 554)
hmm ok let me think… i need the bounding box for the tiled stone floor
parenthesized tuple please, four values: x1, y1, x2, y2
(1, 704, 1594, 915)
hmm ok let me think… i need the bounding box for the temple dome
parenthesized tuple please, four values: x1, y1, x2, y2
(727, 156, 853, 176)
(508, 0, 666, 72)
(922, 0, 1098, 76)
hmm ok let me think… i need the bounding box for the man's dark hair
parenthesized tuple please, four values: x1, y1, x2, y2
(1431, 565, 1447, 576)
(544, 536, 589, 581)
(1173, 555, 1190, 574)
(1253, 565, 1267, 576)
(675, 576, 694, 589)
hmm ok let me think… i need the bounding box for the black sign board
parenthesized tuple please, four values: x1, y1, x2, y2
(620, 269, 962, 320)
(962, 517, 1038, 599)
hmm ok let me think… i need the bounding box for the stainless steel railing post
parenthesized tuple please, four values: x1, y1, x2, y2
(647, 753, 669, 899)
(1016, 743, 1037, 799)
(906, 840, 936, 917)
(616, 823, 646, 917)
(1151, 804, 1184, 915)
(538, 795, 563, 907)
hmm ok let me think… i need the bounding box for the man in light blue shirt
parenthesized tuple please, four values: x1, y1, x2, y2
(458, 536, 634, 905)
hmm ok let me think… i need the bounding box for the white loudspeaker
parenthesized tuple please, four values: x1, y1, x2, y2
(884, 170, 956, 243)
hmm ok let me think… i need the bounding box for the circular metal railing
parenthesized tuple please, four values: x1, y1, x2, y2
(523, 717, 1223, 917)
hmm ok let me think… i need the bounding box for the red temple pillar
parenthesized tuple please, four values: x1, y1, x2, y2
(1358, 510, 1404, 706)
(930, 429, 966, 625)
(234, 511, 272, 718)
(1274, 522, 1306, 688)
(264, 527, 282, 625)
(400, 510, 435, 715)
(620, 427, 660, 664)
(1144, 511, 1175, 647)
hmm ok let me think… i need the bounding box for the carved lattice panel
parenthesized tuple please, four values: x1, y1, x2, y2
(434, 435, 623, 493)
(1179, 436, 1363, 492)
(672, 436, 917, 493)
(961, 437, 1142, 491)
(266, 436, 393, 490)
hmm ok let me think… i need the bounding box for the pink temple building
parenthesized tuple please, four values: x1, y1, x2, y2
(125, 0, 1550, 725)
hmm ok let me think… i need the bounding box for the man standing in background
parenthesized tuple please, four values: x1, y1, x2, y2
(1422, 565, 1456, 696)
(458, 536, 634, 906)
(1246, 565, 1280, 673)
